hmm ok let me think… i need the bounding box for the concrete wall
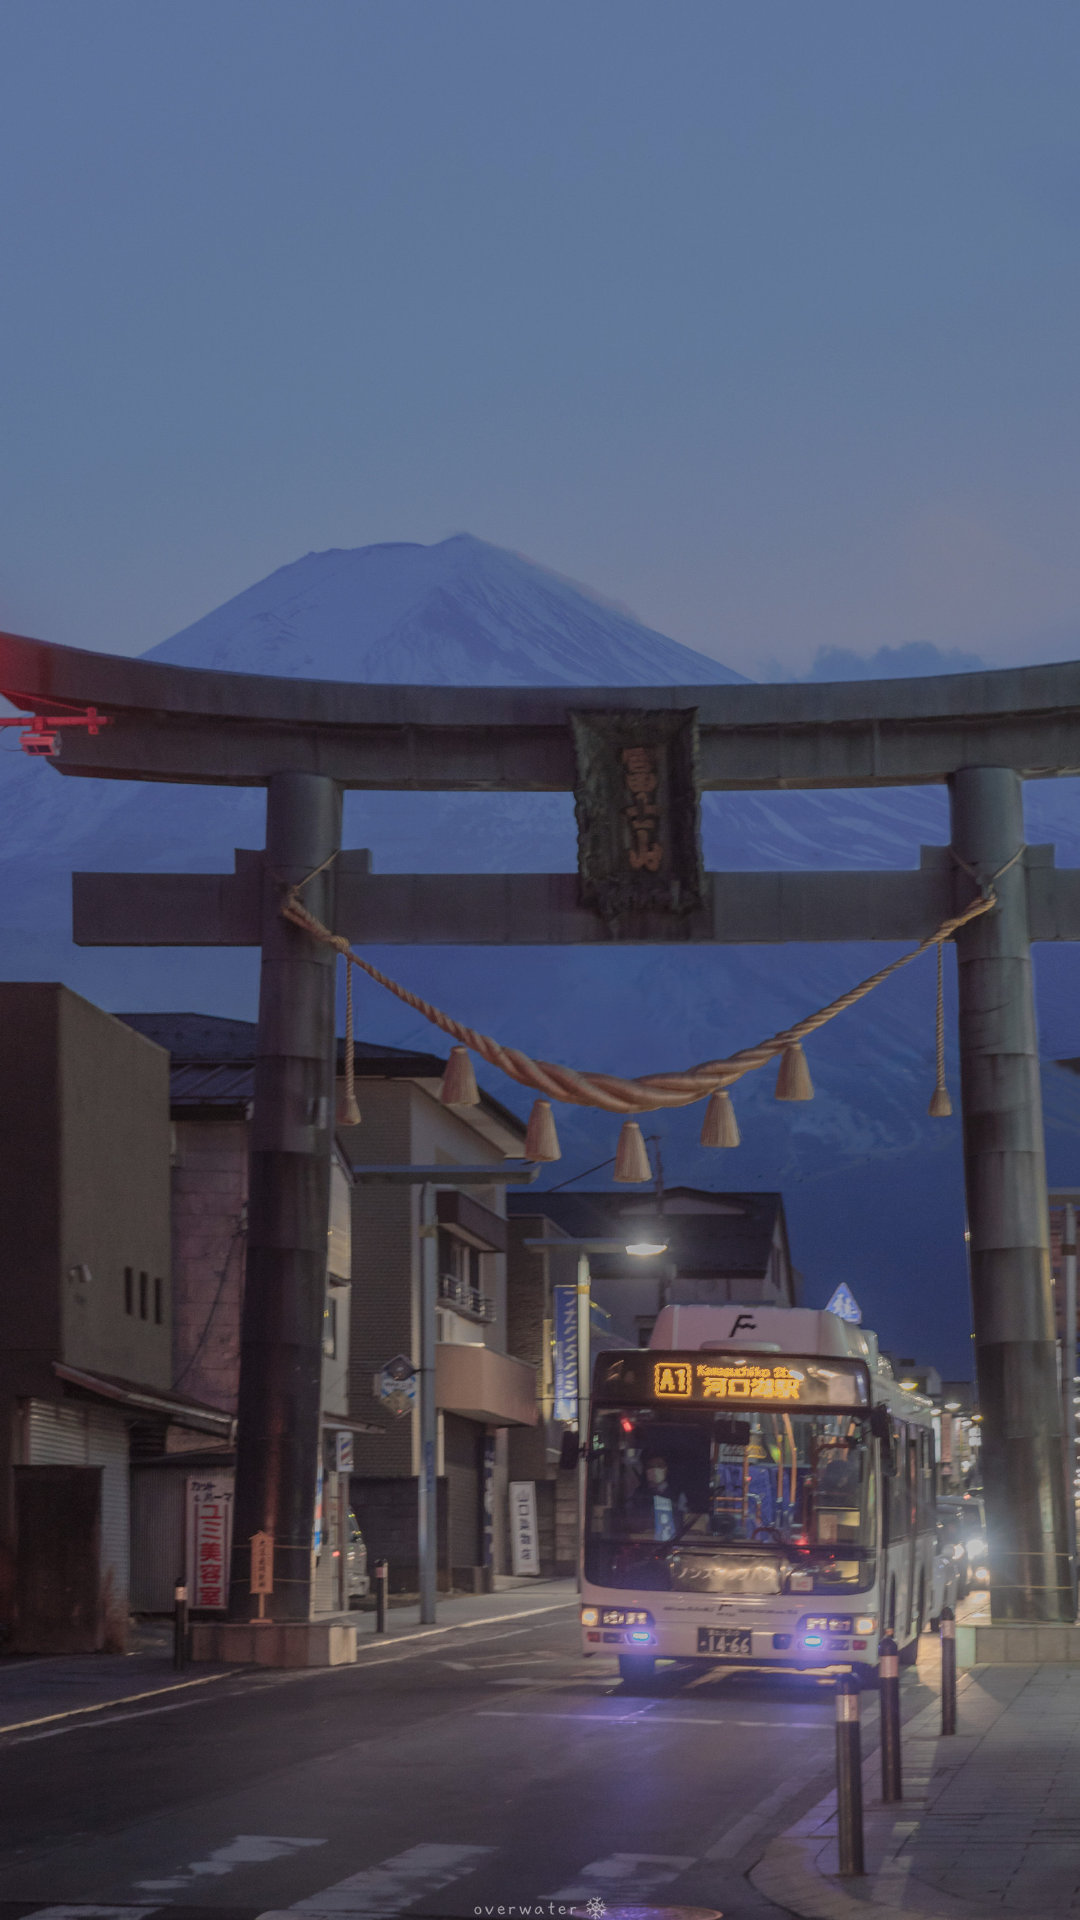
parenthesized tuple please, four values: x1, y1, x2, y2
(170, 1117, 247, 1412)
(171, 1118, 352, 1420)
(0, 985, 171, 1400)
(339, 1081, 415, 1477)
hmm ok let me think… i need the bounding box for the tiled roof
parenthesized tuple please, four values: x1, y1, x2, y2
(117, 1011, 447, 1077)
(115, 1011, 525, 1140)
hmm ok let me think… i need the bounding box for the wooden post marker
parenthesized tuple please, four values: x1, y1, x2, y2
(250, 1529, 274, 1622)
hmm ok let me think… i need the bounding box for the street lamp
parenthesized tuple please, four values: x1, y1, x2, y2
(524, 1231, 672, 1588)
(354, 1162, 539, 1624)
(624, 1231, 670, 1257)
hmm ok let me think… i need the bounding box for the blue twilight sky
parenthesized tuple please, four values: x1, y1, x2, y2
(2, 2, 1080, 677)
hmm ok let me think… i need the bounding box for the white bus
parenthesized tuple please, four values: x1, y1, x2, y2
(580, 1305, 936, 1682)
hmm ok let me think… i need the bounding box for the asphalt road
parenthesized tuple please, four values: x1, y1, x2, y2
(0, 1604, 929, 1920)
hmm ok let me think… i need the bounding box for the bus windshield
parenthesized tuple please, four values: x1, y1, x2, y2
(586, 1404, 875, 1594)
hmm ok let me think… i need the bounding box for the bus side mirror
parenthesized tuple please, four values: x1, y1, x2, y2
(559, 1431, 581, 1471)
(870, 1404, 896, 1471)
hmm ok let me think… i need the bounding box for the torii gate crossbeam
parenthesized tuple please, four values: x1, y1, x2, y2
(3, 628, 1079, 1639)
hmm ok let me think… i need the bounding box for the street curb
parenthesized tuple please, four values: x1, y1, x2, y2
(749, 1671, 1077, 1920)
(0, 1667, 236, 1737)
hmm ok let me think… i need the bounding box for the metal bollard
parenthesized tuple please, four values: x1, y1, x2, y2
(878, 1632, 902, 1802)
(940, 1606, 957, 1735)
(835, 1673, 865, 1876)
(173, 1579, 189, 1672)
(375, 1558, 388, 1634)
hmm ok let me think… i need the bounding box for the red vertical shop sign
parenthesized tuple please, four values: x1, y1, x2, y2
(185, 1474, 235, 1609)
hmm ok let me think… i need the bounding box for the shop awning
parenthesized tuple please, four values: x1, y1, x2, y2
(53, 1363, 235, 1439)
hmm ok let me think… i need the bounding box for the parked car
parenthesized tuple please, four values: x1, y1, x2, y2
(346, 1509, 370, 1604)
(928, 1508, 964, 1629)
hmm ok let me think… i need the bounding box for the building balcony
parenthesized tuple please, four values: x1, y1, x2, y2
(438, 1272, 495, 1323)
(436, 1342, 538, 1427)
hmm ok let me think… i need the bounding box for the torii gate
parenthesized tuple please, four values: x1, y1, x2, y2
(3, 628, 1080, 1638)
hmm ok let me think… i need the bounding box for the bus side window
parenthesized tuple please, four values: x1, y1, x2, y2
(887, 1421, 910, 1543)
(917, 1428, 935, 1532)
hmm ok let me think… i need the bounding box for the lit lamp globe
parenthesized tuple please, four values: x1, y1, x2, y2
(624, 1228, 669, 1258)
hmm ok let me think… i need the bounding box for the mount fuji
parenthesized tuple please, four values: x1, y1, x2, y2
(3, 532, 1079, 1374)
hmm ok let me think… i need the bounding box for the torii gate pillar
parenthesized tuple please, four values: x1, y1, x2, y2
(950, 767, 1072, 1623)
(228, 771, 341, 1624)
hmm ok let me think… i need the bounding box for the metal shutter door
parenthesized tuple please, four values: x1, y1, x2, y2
(26, 1401, 88, 1466)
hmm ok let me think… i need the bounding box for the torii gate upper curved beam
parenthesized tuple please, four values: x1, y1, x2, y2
(2, 627, 1080, 789)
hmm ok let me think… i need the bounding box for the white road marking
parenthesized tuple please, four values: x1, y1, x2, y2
(646, 1713, 827, 1728)
(24, 1910, 159, 1919)
(475, 1708, 824, 1727)
(354, 1602, 571, 1654)
(543, 1852, 694, 1902)
(134, 1833, 325, 1892)
(442, 1653, 555, 1671)
(0, 1670, 235, 1738)
(0, 1606, 575, 1745)
(11, 1694, 249, 1745)
(258, 1841, 494, 1917)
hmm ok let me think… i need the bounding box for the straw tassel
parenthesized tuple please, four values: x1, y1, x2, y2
(524, 1098, 561, 1162)
(440, 1045, 480, 1106)
(700, 1089, 740, 1148)
(335, 957, 362, 1127)
(613, 1119, 653, 1184)
(775, 1043, 814, 1101)
(928, 940, 953, 1117)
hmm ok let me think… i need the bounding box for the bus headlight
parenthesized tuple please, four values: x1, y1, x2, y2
(855, 1615, 877, 1637)
(581, 1607, 599, 1627)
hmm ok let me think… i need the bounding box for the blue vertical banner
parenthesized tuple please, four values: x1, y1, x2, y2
(553, 1285, 578, 1423)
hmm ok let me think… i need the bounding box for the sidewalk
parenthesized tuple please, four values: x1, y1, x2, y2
(752, 1643, 1080, 1919)
(0, 1578, 576, 1736)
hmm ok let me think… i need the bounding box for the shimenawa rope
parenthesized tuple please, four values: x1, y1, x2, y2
(279, 860, 1003, 1125)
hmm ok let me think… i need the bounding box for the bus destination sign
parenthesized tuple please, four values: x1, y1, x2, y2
(654, 1359, 804, 1402)
(594, 1350, 870, 1409)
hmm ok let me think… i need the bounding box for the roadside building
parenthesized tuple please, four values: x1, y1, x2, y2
(336, 1043, 537, 1592)
(0, 984, 230, 1653)
(119, 1016, 540, 1596)
(118, 1012, 360, 1613)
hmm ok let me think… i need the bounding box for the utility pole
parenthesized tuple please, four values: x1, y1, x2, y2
(418, 1183, 438, 1626)
(354, 1164, 539, 1627)
(1063, 1202, 1077, 1613)
(576, 1252, 591, 1592)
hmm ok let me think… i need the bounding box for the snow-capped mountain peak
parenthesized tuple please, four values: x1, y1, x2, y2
(144, 534, 746, 687)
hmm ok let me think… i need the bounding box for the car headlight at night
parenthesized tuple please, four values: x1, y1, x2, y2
(965, 1535, 987, 1557)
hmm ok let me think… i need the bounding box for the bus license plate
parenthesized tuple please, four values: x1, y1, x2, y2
(697, 1628, 752, 1655)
